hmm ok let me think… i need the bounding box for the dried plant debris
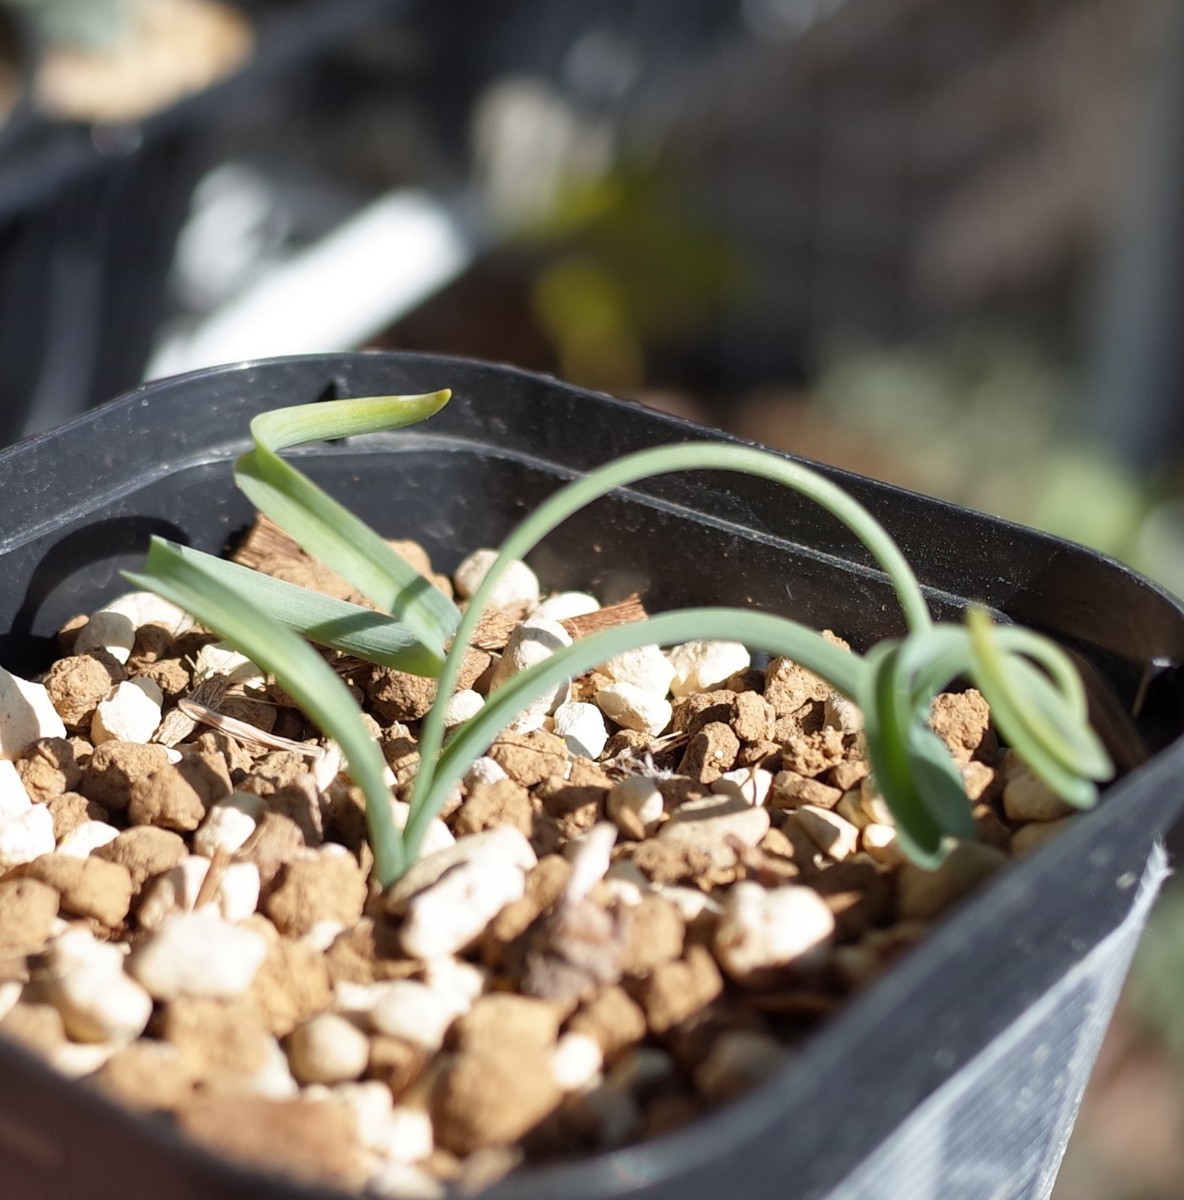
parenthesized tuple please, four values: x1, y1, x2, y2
(0, 531, 1083, 1194)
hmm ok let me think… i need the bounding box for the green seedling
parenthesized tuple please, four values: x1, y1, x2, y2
(127, 390, 1113, 888)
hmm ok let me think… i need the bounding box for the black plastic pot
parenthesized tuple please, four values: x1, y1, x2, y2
(1, 352, 1182, 1200)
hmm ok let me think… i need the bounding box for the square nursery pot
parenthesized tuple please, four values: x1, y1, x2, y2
(1, 351, 1183, 1200)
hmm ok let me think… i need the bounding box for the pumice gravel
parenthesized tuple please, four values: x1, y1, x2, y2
(0, 522, 1088, 1196)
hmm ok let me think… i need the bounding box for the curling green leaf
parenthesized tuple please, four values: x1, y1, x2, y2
(237, 392, 461, 657)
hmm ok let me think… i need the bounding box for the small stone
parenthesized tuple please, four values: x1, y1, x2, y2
(1012, 816, 1078, 857)
(637, 945, 724, 1034)
(265, 851, 368, 939)
(454, 549, 540, 609)
(552, 1032, 603, 1091)
(21, 852, 134, 926)
(128, 908, 269, 1000)
(90, 678, 163, 746)
(730, 691, 776, 743)
(287, 1013, 371, 1084)
(596, 682, 672, 737)
(442, 689, 485, 728)
(599, 645, 676, 698)
(791, 804, 860, 861)
(0, 667, 67, 759)
(897, 841, 1009, 921)
(464, 757, 508, 788)
(56, 818, 120, 858)
(861, 822, 905, 866)
(452, 778, 532, 838)
(431, 1043, 561, 1155)
(533, 591, 600, 621)
(93, 825, 187, 891)
(0, 878, 59, 954)
(42, 655, 124, 730)
(667, 641, 751, 699)
(80, 740, 173, 813)
(764, 655, 834, 717)
(48, 953, 153, 1044)
(489, 618, 574, 721)
(930, 689, 992, 764)
(193, 792, 265, 857)
(711, 766, 773, 807)
(693, 1030, 789, 1101)
(658, 794, 770, 870)
(385, 827, 537, 911)
(552, 701, 609, 759)
(400, 856, 526, 960)
(823, 693, 864, 735)
(368, 980, 457, 1051)
(127, 753, 232, 831)
(768, 769, 842, 811)
(1002, 766, 1076, 823)
(606, 776, 664, 838)
(90, 1040, 197, 1112)
(74, 610, 136, 664)
(0, 759, 32, 821)
(567, 986, 647, 1063)
(0, 803, 56, 870)
(678, 721, 740, 783)
(713, 882, 835, 982)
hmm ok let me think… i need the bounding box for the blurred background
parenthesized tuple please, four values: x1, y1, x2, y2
(1, 1, 1183, 1194)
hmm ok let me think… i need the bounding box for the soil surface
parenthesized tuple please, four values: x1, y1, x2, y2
(0, 518, 1081, 1195)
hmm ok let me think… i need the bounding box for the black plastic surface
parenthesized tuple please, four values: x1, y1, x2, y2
(1, 352, 1182, 1200)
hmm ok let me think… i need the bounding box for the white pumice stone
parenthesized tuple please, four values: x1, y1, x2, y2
(606, 776, 665, 835)
(48, 956, 153, 1044)
(245, 1037, 300, 1100)
(331, 1080, 394, 1151)
(533, 591, 601, 620)
(218, 862, 262, 923)
(0, 803, 56, 870)
(400, 856, 527, 960)
(600, 645, 676, 697)
(655, 886, 724, 924)
(74, 609, 136, 664)
(192, 641, 265, 686)
(0, 667, 66, 758)
(489, 617, 574, 719)
(858, 781, 894, 826)
(96, 591, 188, 636)
(422, 958, 485, 1016)
(442, 688, 485, 727)
(287, 1013, 371, 1084)
(667, 640, 751, 698)
(91, 677, 164, 746)
(313, 742, 344, 793)
(193, 793, 265, 857)
(128, 907, 269, 1000)
(303, 920, 347, 952)
(376, 1107, 435, 1165)
(0, 760, 32, 820)
(390, 800, 455, 857)
(48, 1041, 120, 1079)
(793, 804, 860, 861)
(386, 826, 537, 910)
(463, 756, 509, 787)
(0, 979, 21, 1022)
(141, 856, 260, 928)
(367, 1162, 446, 1200)
(824, 693, 864, 734)
(713, 881, 835, 980)
(595, 682, 672, 737)
(552, 700, 609, 759)
(453, 548, 540, 609)
(563, 822, 617, 905)
(552, 1032, 604, 1092)
(56, 819, 120, 858)
(368, 980, 456, 1050)
(861, 822, 905, 866)
(712, 766, 774, 807)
